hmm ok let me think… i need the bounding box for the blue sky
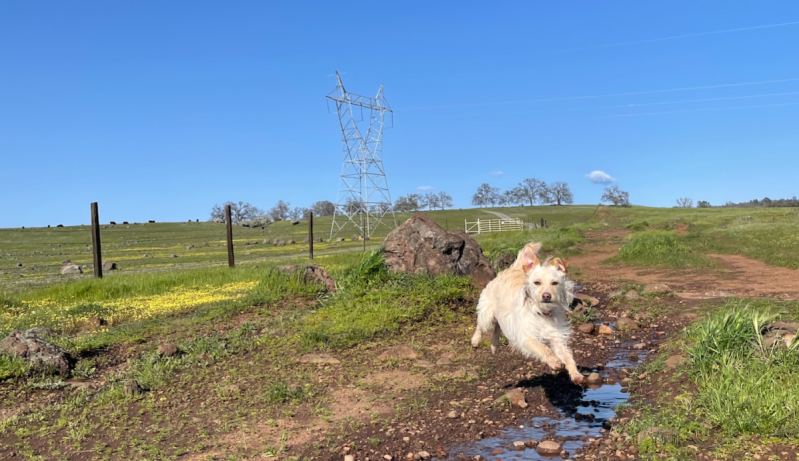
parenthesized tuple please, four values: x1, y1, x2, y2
(2, 1, 798, 227)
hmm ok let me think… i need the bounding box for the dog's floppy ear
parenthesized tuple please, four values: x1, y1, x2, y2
(551, 257, 568, 273)
(521, 244, 540, 274)
(513, 242, 542, 269)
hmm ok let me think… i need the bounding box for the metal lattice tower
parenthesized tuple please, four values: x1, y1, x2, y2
(327, 71, 397, 239)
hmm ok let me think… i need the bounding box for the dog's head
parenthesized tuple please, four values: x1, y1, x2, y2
(518, 243, 569, 316)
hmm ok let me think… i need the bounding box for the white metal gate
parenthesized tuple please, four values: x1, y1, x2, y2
(464, 218, 524, 234)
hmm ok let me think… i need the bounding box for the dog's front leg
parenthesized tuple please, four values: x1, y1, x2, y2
(550, 339, 583, 385)
(524, 337, 563, 372)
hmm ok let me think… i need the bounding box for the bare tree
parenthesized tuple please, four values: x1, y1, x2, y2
(437, 191, 453, 209)
(344, 197, 363, 214)
(544, 182, 574, 206)
(423, 192, 440, 210)
(472, 183, 501, 207)
(676, 197, 694, 208)
(268, 200, 292, 221)
(601, 185, 630, 206)
(515, 178, 547, 206)
(502, 189, 522, 207)
(393, 195, 417, 212)
(697, 200, 711, 208)
(209, 201, 265, 224)
(311, 200, 336, 217)
(288, 207, 308, 220)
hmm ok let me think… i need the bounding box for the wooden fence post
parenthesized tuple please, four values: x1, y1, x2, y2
(90, 202, 103, 279)
(308, 212, 314, 260)
(225, 205, 235, 268)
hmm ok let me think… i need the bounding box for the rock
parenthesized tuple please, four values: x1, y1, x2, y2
(417, 451, 431, 460)
(664, 355, 684, 368)
(336, 237, 346, 242)
(170, 254, 178, 258)
(158, 343, 178, 357)
(344, 456, 355, 461)
(414, 360, 435, 368)
(351, 234, 360, 241)
(291, 220, 300, 225)
(616, 317, 638, 330)
(643, 283, 671, 294)
(436, 357, 453, 366)
(491, 449, 504, 455)
(315, 237, 323, 243)
(493, 388, 526, 407)
(637, 427, 678, 444)
(574, 293, 600, 307)
(493, 253, 516, 272)
(0, 328, 73, 375)
(447, 410, 458, 419)
(384, 213, 496, 289)
(60, 264, 82, 275)
(598, 325, 614, 335)
(17, 263, 22, 267)
(287, 239, 295, 244)
(761, 321, 799, 349)
(624, 290, 641, 300)
(298, 353, 340, 364)
(535, 440, 561, 456)
(263, 239, 269, 244)
(608, 289, 625, 299)
(378, 346, 419, 360)
(273, 238, 286, 246)
(578, 323, 595, 334)
(123, 379, 140, 396)
(186, 244, 194, 250)
(632, 343, 646, 350)
(102, 261, 118, 271)
(628, 352, 639, 362)
(513, 441, 526, 449)
(275, 264, 336, 292)
(586, 372, 602, 384)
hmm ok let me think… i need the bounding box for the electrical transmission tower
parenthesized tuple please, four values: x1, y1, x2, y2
(327, 71, 397, 240)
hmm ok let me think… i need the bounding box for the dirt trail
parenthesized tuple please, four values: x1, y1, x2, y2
(569, 231, 799, 300)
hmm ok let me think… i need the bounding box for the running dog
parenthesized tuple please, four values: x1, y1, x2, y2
(471, 242, 584, 384)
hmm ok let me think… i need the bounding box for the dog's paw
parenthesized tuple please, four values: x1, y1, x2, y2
(570, 374, 585, 385)
(490, 345, 498, 354)
(547, 360, 565, 372)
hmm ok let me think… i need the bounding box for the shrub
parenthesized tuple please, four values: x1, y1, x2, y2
(606, 230, 712, 268)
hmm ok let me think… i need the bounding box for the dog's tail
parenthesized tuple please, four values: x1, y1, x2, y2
(474, 293, 495, 334)
(511, 242, 542, 270)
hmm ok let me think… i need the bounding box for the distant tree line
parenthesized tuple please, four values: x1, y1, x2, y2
(209, 199, 337, 225)
(470, 178, 575, 207)
(393, 192, 453, 212)
(694, 197, 799, 208)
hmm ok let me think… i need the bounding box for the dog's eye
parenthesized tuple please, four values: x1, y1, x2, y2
(534, 281, 541, 286)
(552, 281, 559, 286)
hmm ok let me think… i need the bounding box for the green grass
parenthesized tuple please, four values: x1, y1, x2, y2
(605, 230, 714, 268)
(299, 249, 475, 349)
(477, 225, 587, 262)
(686, 299, 799, 437)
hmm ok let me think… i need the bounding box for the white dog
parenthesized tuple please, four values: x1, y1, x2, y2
(471, 242, 584, 384)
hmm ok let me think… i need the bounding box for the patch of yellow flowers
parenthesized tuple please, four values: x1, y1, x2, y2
(3, 281, 257, 333)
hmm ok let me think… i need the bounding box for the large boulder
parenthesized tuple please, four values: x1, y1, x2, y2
(0, 328, 73, 375)
(102, 261, 118, 271)
(384, 214, 496, 288)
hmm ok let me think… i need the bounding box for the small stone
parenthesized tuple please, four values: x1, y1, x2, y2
(378, 346, 419, 360)
(536, 440, 561, 455)
(616, 317, 638, 330)
(384, 455, 393, 461)
(665, 355, 684, 368)
(447, 410, 459, 419)
(298, 353, 341, 364)
(578, 323, 595, 334)
(491, 449, 504, 455)
(586, 373, 602, 384)
(628, 352, 639, 362)
(345, 456, 355, 461)
(624, 290, 641, 300)
(123, 379, 140, 396)
(417, 452, 431, 460)
(436, 357, 453, 366)
(414, 360, 435, 368)
(598, 325, 614, 335)
(158, 343, 178, 357)
(513, 441, 525, 450)
(632, 343, 646, 350)
(493, 388, 526, 407)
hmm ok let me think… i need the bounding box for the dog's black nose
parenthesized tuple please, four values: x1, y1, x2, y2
(542, 292, 552, 302)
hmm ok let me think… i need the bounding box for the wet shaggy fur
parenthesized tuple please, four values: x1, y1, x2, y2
(471, 242, 584, 384)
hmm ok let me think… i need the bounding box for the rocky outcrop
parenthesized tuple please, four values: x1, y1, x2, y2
(0, 328, 73, 375)
(384, 213, 495, 288)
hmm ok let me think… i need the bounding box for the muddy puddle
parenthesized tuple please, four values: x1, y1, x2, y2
(448, 334, 652, 460)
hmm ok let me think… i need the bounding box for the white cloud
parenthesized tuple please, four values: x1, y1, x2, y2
(492, 170, 505, 177)
(586, 170, 616, 184)
(417, 185, 434, 191)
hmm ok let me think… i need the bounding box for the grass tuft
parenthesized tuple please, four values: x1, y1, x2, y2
(606, 230, 713, 268)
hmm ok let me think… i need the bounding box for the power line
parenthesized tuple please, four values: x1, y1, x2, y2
(549, 21, 799, 54)
(617, 102, 799, 117)
(398, 78, 799, 111)
(407, 91, 799, 120)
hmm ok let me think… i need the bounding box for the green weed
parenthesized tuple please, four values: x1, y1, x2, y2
(606, 230, 714, 268)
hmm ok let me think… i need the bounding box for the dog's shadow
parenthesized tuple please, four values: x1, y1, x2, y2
(508, 371, 592, 417)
